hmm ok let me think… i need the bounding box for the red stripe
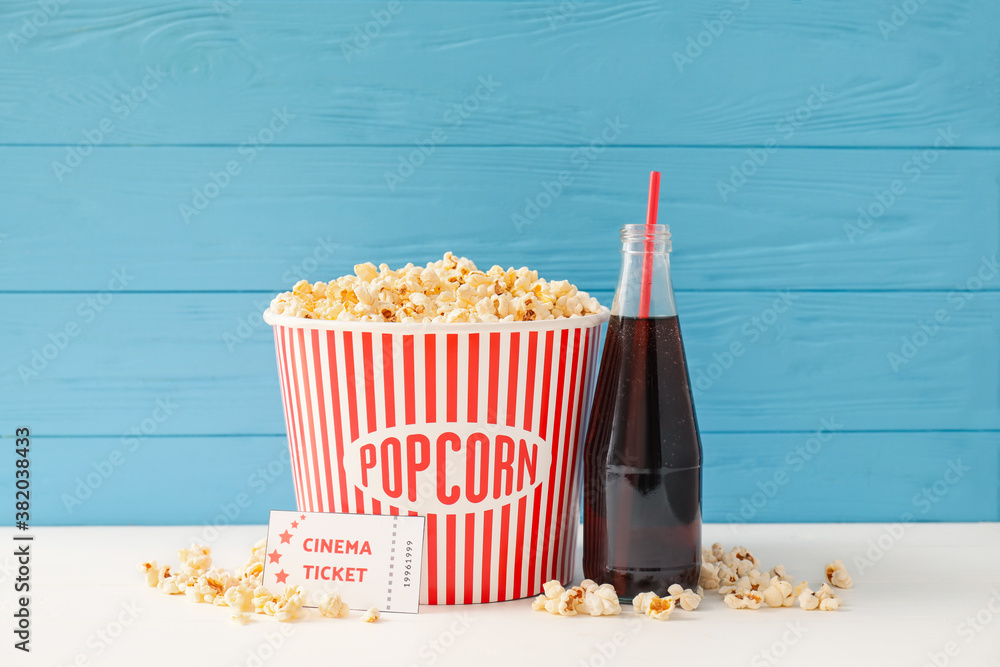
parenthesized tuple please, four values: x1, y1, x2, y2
(526, 485, 543, 595)
(538, 331, 555, 439)
(499, 503, 512, 601)
(464, 513, 475, 604)
(426, 515, 438, 605)
(325, 331, 350, 513)
(539, 329, 568, 581)
(522, 332, 538, 431)
(446, 334, 458, 422)
(372, 499, 382, 514)
(290, 328, 315, 510)
(481, 509, 493, 603)
(382, 333, 396, 428)
(487, 333, 500, 424)
(275, 328, 304, 510)
(355, 487, 365, 514)
(403, 335, 416, 425)
(467, 333, 479, 422)
(446, 514, 457, 605)
(514, 496, 535, 598)
(362, 332, 378, 433)
(425, 335, 436, 422)
(505, 333, 520, 427)
(551, 328, 583, 582)
(389, 505, 399, 516)
(343, 332, 360, 442)
(311, 330, 336, 512)
(298, 329, 319, 510)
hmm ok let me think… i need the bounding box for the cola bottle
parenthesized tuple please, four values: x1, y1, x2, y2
(582, 222, 703, 599)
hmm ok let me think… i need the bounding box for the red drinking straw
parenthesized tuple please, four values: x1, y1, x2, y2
(638, 171, 660, 319)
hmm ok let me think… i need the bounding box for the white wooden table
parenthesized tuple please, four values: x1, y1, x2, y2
(3, 523, 998, 666)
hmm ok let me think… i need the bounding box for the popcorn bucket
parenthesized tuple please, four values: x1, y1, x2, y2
(263, 309, 609, 604)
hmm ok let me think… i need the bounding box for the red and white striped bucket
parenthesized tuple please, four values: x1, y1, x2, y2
(262, 309, 609, 604)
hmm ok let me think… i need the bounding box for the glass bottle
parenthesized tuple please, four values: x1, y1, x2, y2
(582, 223, 703, 599)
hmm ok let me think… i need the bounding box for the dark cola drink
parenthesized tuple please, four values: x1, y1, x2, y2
(583, 221, 702, 600)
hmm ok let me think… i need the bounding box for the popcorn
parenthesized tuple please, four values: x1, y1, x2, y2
(797, 587, 821, 611)
(138, 561, 160, 587)
(362, 607, 381, 623)
(318, 593, 350, 619)
(230, 613, 251, 625)
(824, 559, 853, 589)
(665, 584, 701, 611)
(647, 596, 675, 620)
(632, 592, 674, 620)
(177, 544, 212, 575)
(747, 569, 770, 590)
(761, 579, 795, 608)
(532, 579, 621, 617)
(532, 579, 567, 615)
(578, 584, 621, 617)
(632, 591, 656, 615)
(223, 584, 255, 613)
(269, 253, 604, 323)
(769, 564, 792, 583)
(264, 586, 305, 622)
(699, 562, 720, 590)
(557, 587, 585, 616)
(724, 591, 764, 610)
(819, 595, 843, 611)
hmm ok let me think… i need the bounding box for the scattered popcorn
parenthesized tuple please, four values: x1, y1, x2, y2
(557, 587, 585, 616)
(178, 544, 213, 574)
(318, 593, 351, 619)
(797, 583, 841, 611)
(230, 613, 251, 625)
(362, 607, 381, 623)
(138, 538, 326, 624)
(631, 592, 675, 620)
(578, 584, 622, 617)
(263, 586, 305, 622)
(532, 579, 567, 615)
(699, 562, 720, 590)
(791, 581, 812, 598)
(797, 587, 821, 611)
(761, 579, 795, 608)
(138, 561, 159, 588)
(747, 569, 770, 590)
(647, 596, 675, 620)
(632, 591, 656, 615)
(532, 580, 621, 617)
(223, 584, 255, 613)
(724, 591, 764, 610)
(824, 559, 853, 589)
(769, 564, 792, 583)
(666, 584, 702, 611)
(542, 580, 565, 599)
(268, 253, 604, 323)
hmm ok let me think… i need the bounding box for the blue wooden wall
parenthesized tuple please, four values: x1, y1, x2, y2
(2, 0, 998, 525)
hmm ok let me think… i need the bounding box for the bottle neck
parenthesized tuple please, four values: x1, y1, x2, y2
(611, 224, 677, 318)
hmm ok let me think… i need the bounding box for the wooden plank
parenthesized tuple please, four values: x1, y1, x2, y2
(13, 433, 996, 525)
(0, 1, 996, 147)
(1, 146, 996, 291)
(16, 436, 296, 526)
(3, 291, 999, 435)
(705, 432, 1000, 524)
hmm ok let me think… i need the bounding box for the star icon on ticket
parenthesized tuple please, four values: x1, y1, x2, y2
(268, 549, 282, 564)
(279, 530, 293, 544)
(274, 569, 289, 584)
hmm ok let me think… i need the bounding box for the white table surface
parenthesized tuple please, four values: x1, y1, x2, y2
(3, 523, 999, 666)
